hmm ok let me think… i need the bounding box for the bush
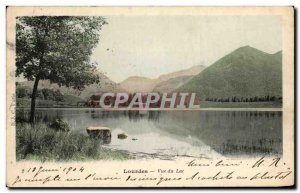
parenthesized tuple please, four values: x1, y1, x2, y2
(49, 119, 70, 132)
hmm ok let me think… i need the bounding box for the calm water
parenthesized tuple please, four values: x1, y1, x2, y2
(17, 108, 282, 159)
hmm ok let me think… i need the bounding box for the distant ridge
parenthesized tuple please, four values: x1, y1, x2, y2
(119, 65, 206, 93)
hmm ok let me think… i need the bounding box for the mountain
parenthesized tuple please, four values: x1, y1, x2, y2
(75, 73, 123, 98)
(118, 76, 156, 93)
(17, 72, 122, 99)
(177, 46, 282, 99)
(17, 64, 206, 99)
(119, 65, 206, 93)
(153, 75, 194, 93)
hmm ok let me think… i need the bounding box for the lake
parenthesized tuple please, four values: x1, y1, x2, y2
(16, 108, 282, 159)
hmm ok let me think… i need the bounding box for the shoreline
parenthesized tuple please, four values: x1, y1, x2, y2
(16, 107, 283, 112)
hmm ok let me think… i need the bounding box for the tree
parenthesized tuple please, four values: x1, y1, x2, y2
(16, 16, 107, 122)
(54, 90, 64, 103)
(42, 88, 54, 100)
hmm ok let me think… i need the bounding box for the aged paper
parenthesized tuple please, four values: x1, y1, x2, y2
(6, 6, 294, 187)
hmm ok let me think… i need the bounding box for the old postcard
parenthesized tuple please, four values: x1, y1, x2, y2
(6, 6, 294, 187)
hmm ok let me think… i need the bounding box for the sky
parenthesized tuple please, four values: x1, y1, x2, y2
(92, 16, 282, 83)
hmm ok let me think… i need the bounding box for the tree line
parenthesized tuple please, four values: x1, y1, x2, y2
(205, 95, 282, 103)
(16, 86, 64, 102)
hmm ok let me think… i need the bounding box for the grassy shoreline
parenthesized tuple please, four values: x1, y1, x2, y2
(16, 123, 131, 162)
(200, 101, 282, 108)
(16, 98, 282, 109)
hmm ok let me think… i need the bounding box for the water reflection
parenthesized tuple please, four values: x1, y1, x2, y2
(16, 109, 282, 157)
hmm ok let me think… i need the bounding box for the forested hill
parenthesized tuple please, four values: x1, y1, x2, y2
(177, 46, 282, 101)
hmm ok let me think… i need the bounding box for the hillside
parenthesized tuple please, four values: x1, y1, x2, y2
(156, 65, 205, 83)
(17, 72, 122, 99)
(177, 46, 282, 99)
(153, 75, 194, 93)
(119, 65, 206, 93)
(118, 76, 156, 93)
